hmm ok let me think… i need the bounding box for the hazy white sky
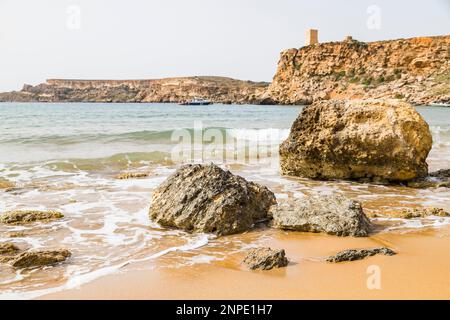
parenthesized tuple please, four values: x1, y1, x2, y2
(0, 0, 449, 91)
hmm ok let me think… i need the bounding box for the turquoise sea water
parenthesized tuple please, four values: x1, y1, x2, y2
(0, 103, 449, 299)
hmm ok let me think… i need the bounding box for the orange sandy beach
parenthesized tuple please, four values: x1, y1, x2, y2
(41, 225, 450, 300)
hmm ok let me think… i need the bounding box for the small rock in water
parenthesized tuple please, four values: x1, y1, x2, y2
(270, 194, 372, 237)
(149, 163, 276, 236)
(242, 247, 289, 270)
(0, 178, 15, 190)
(0, 242, 20, 255)
(0, 210, 64, 225)
(115, 172, 150, 179)
(369, 207, 449, 219)
(0, 242, 21, 263)
(407, 168, 450, 188)
(326, 247, 396, 263)
(10, 249, 71, 268)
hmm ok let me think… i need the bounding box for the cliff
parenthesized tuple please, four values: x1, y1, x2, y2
(264, 35, 450, 105)
(0, 76, 268, 104)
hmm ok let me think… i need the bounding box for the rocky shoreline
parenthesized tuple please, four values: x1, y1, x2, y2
(264, 35, 450, 106)
(0, 76, 269, 104)
(0, 35, 448, 105)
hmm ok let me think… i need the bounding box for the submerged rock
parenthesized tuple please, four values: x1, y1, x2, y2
(0, 242, 20, 263)
(242, 247, 289, 270)
(0, 242, 20, 255)
(115, 172, 150, 180)
(326, 247, 396, 263)
(407, 168, 450, 188)
(149, 163, 276, 236)
(270, 194, 372, 237)
(280, 99, 432, 182)
(0, 178, 15, 190)
(10, 249, 71, 268)
(0, 210, 64, 225)
(369, 207, 449, 219)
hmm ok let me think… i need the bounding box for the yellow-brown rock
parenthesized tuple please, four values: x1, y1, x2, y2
(0, 76, 269, 104)
(280, 99, 432, 182)
(0, 210, 64, 225)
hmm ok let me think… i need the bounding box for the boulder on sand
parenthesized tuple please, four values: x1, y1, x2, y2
(242, 247, 289, 270)
(10, 249, 71, 268)
(270, 194, 372, 237)
(149, 164, 276, 236)
(326, 247, 396, 263)
(280, 99, 432, 182)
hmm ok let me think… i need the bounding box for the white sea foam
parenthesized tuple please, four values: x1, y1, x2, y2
(0, 234, 210, 300)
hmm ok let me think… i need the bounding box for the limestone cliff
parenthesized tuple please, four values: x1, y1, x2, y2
(0, 76, 268, 104)
(265, 35, 449, 105)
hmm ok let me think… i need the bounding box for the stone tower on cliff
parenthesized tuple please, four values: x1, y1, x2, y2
(305, 29, 319, 46)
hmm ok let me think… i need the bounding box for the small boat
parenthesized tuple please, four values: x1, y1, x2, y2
(429, 102, 450, 107)
(180, 98, 212, 106)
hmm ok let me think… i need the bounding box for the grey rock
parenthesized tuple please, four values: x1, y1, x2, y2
(149, 163, 276, 236)
(242, 247, 289, 270)
(326, 247, 396, 263)
(270, 194, 372, 237)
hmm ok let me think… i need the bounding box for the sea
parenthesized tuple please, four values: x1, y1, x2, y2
(0, 103, 449, 299)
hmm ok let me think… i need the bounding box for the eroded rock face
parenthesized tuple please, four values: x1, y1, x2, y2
(149, 164, 276, 236)
(280, 99, 432, 182)
(10, 249, 71, 268)
(0, 210, 64, 225)
(242, 247, 289, 270)
(0, 77, 269, 104)
(270, 194, 372, 237)
(326, 247, 396, 263)
(266, 36, 450, 105)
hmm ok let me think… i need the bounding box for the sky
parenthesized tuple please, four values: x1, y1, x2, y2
(0, 0, 449, 91)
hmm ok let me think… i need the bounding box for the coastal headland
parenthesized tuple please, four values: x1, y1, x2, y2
(1, 35, 448, 105)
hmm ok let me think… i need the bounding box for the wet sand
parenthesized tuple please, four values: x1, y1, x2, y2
(41, 225, 450, 300)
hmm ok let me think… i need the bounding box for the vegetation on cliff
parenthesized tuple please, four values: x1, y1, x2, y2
(265, 35, 449, 105)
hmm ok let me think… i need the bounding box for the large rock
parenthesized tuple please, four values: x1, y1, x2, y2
(10, 249, 71, 268)
(326, 247, 396, 263)
(242, 247, 289, 270)
(149, 164, 276, 236)
(0, 210, 64, 225)
(270, 194, 372, 237)
(280, 99, 432, 182)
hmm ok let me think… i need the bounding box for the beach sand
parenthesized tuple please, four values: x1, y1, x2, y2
(41, 225, 450, 300)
